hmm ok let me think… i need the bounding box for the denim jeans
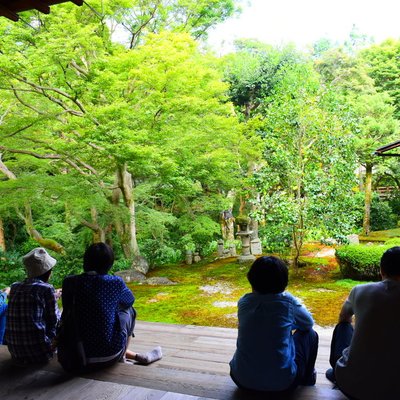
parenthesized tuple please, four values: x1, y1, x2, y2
(231, 328, 319, 393)
(328, 322, 359, 400)
(329, 322, 354, 368)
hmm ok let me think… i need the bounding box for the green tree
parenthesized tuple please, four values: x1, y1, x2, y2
(0, 5, 247, 262)
(254, 63, 357, 267)
(361, 39, 400, 118)
(108, 0, 239, 48)
(316, 45, 399, 234)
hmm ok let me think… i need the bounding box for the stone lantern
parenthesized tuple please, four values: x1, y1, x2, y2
(236, 215, 256, 263)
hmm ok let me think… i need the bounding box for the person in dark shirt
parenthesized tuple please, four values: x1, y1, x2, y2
(59, 242, 162, 371)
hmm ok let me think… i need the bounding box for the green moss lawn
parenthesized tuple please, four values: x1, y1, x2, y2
(128, 244, 367, 328)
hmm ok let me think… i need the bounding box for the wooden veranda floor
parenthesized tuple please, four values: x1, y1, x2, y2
(0, 321, 346, 400)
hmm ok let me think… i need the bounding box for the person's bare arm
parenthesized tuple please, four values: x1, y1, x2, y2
(338, 296, 354, 324)
(1, 287, 10, 295)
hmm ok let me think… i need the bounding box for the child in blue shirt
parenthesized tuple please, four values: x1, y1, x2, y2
(230, 256, 318, 393)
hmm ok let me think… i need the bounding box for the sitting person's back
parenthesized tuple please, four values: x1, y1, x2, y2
(230, 256, 318, 393)
(327, 246, 400, 400)
(5, 248, 60, 364)
(62, 271, 134, 362)
(58, 243, 162, 372)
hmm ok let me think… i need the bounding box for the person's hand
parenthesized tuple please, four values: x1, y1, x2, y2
(54, 288, 62, 300)
(1, 287, 10, 296)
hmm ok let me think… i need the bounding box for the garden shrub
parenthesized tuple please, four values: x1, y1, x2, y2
(384, 238, 400, 247)
(139, 239, 182, 268)
(336, 244, 389, 280)
(371, 201, 397, 231)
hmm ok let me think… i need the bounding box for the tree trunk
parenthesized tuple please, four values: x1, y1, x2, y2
(81, 207, 108, 243)
(363, 162, 373, 235)
(292, 127, 305, 270)
(0, 219, 5, 252)
(116, 164, 140, 258)
(90, 207, 106, 243)
(220, 209, 235, 241)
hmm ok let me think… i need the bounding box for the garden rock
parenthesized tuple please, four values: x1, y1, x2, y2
(200, 282, 233, 295)
(347, 234, 359, 244)
(213, 301, 236, 308)
(146, 277, 176, 286)
(131, 256, 149, 275)
(115, 270, 146, 283)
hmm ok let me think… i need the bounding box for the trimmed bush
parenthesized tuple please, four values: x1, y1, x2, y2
(384, 238, 400, 247)
(336, 244, 389, 281)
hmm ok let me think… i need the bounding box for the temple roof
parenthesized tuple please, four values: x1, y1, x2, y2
(375, 140, 400, 157)
(0, 0, 83, 21)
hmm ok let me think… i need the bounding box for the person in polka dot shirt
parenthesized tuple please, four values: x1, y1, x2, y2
(59, 243, 162, 371)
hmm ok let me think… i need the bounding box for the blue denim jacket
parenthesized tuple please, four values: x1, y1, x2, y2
(230, 291, 314, 391)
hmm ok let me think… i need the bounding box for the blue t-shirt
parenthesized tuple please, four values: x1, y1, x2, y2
(230, 291, 314, 391)
(62, 273, 135, 362)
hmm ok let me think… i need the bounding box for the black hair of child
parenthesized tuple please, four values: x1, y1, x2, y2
(83, 242, 114, 275)
(247, 256, 288, 294)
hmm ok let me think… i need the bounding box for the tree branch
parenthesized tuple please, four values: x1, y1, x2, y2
(0, 153, 17, 179)
(0, 145, 97, 176)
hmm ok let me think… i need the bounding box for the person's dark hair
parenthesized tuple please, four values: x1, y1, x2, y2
(83, 242, 114, 274)
(247, 256, 288, 294)
(380, 246, 400, 277)
(36, 270, 52, 283)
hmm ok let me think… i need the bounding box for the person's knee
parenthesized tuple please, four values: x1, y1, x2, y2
(294, 328, 318, 345)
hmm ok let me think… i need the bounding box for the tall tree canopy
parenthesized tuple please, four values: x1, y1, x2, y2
(0, 1, 250, 267)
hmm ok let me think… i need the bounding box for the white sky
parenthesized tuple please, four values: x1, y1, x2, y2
(207, 0, 400, 54)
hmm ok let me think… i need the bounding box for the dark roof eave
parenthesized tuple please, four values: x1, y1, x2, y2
(375, 139, 400, 157)
(0, 0, 83, 21)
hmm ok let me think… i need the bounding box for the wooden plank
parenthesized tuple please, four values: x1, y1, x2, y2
(0, 322, 343, 400)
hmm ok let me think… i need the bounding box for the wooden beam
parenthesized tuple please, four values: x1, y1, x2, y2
(0, 4, 19, 21)
(32, 0, 50, 14)
(375, 139, 400, 154)
(0, 1, 83, 20)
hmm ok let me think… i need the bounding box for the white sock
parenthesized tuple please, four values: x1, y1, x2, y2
(135, 346, 162, 365)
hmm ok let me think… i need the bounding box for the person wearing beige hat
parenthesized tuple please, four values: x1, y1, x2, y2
(5, 247, 61, 365)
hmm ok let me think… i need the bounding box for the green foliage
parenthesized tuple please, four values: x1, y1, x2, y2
(370, 201, 398, 231)
(139, 239, 182, 268)
(361, 39, 400, 118)
(258, 224, 292, 255)
(177, 215, 221, 255)
(0, 5, 251, 267)
(336, 244, 388, 280)
(352, 193, 398, 232)
(235, 214, 249, 226)
(388, 190, 400, 216)
(251, 61, 357, 261)
(384, 238, 400, 246)
(0, 250, 25, 287)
